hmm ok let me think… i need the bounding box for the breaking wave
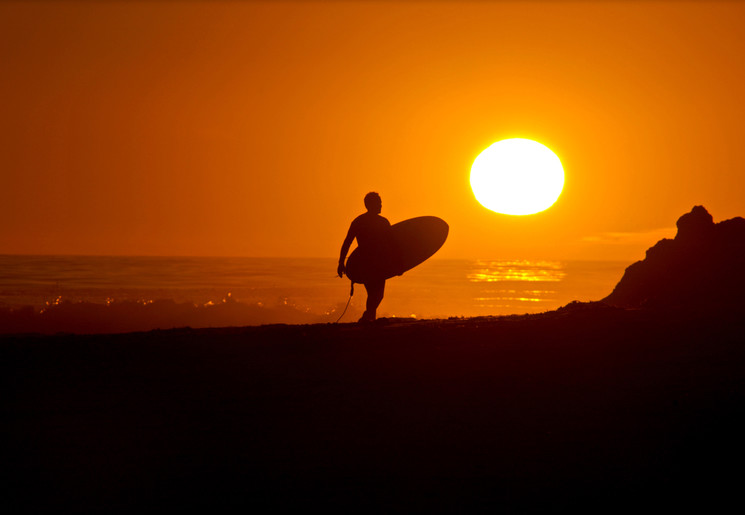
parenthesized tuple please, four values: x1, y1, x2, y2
(0, 294, 360, 335)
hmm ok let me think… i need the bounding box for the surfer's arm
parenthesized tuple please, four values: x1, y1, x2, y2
(338, 225, 356, 277)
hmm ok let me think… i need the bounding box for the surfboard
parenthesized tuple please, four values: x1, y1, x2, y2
(345, 216, 449, 284)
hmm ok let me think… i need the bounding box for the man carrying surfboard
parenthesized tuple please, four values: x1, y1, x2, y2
(338, 194, 449, 323)
(337, 192, 391, 322)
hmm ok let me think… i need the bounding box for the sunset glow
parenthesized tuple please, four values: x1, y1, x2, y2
(1, 1, 745, 262)
(4, 4, 745, 508)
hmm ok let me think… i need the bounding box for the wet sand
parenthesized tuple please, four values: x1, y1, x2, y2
(3, 303, 744, 512)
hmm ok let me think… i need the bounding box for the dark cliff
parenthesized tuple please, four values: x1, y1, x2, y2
(603, 206, 745, 309)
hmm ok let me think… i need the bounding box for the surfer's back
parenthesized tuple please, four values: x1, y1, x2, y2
(350, 212, 391, 250)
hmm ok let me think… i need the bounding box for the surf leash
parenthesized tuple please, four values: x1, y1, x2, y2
(334, 282, 354, 323)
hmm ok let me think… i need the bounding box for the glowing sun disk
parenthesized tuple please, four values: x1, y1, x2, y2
(470, 139, 564, 216)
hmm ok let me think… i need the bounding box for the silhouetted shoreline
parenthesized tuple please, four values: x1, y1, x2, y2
(0, 256, 628, 334)
(4, 302, 744, 512)
(5, 205, 745, 511)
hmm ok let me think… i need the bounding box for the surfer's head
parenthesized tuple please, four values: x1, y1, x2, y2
(364, 192, 382, 214)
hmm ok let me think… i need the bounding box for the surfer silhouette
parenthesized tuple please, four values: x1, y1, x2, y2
(338, 192, 391, 322)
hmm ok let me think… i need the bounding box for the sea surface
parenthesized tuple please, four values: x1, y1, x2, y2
(0, 255, 629, 334)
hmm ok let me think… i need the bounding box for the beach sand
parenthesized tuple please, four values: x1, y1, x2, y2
(3, 303, 744, 512)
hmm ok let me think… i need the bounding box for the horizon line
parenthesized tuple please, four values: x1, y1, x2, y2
(0, 253, 631, 263)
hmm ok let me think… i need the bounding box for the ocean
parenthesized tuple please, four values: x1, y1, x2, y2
(0, 255, 629, 334)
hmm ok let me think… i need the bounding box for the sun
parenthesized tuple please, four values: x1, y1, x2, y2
(470, 138, 564, 216)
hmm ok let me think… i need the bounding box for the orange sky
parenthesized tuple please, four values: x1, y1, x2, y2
(2, 1, 744, 260)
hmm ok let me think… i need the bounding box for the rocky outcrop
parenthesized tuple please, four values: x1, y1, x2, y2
(603, 206, 745, 309)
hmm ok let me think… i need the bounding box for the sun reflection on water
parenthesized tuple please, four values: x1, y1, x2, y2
(467, 260, 566, 307)
(467, 260, 566, 283)
(474, 297, 547, 303)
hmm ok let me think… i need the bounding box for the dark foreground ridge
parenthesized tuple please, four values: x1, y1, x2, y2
(3, 206, 745, 512)
(3, 304, 744, 512)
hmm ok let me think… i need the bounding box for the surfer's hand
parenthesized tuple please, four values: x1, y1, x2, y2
(337, 262, 345, 278)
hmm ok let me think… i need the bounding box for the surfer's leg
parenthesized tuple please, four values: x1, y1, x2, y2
(362, 279, 385, 321)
